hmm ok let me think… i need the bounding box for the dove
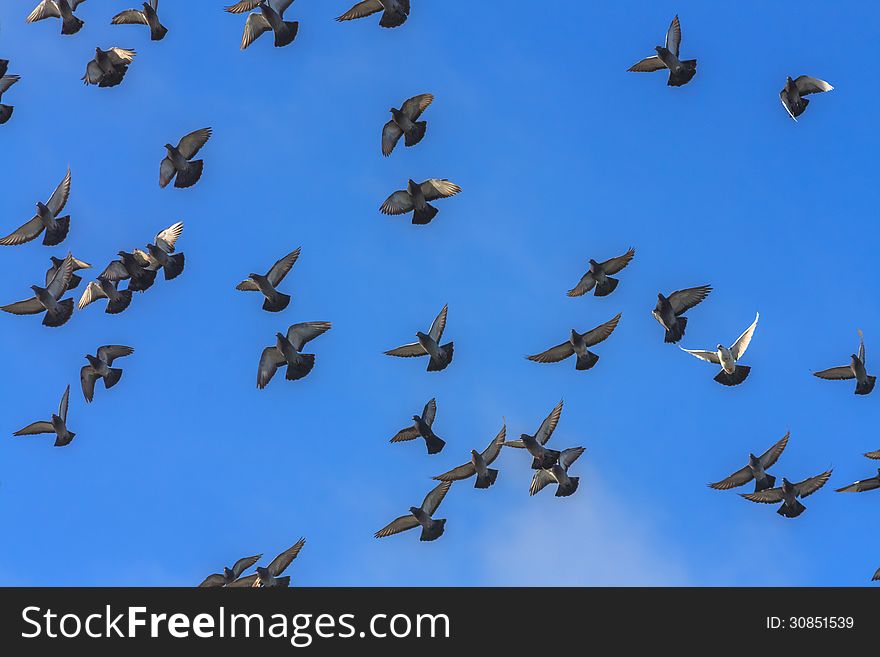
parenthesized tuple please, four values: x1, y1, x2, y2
(384, 304, 453, 372)
(528, 313, 621, 371)
(652, 285, 711, 343)
(198, 554, 262, 587)
(382, 93, 433, 156)
(159, 128, 212, 189)
(390, 398, 446, 455)
(681, 312, 759, 386)
(111, 1, 168, 41)
(375, 481, 451, 542)
(836, 468, 880, 494)
(628, 15, 697, 87)
(99, 252, 157, 292)
(708, 432, 790, 493)
(80, 346, 135, 403)
(257, 322, 332, 388)
(813, 329, 875, 396)
(254, 538, 305, 587)
(503, 400, 567, 470)
(337, 0, 409, 28)
(380, 179, 461, 225)
(226, 0, 299, 50)
(13, 385, 75, 447)
(78, 278, 133, 314)
(46, 254, 90, 291)
(780, 76, 833, 120)
(1, 253, 75, 327)
(530, 447, 585, 497)
(0, 168, 72, 247)
(0, 73, 20, 125)
(26, 0, 86, 35)
(236, 247, 300, 312)
(433, 424, 506, 488)
(567, 248, 635, 297)
(82, 48, 137, 88)
(741, 470, 832, 518)
(132, 222, 185, 281)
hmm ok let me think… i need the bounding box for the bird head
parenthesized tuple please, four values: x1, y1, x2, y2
(407, 179, 419, 193)
(781, 478, 793, 489)
(851, 353, 860, 362)
(470, 449, 480, 459)
(276, 332, 286, 342)
(29, 284, 40, 293)
(416, 330, 429, 341)
(163, 143, 174, 153)
(716, 344, 724, 351)
(411, 415, 420, 423)
(748, 453, 760, 466)
(85, 354, 100, 367)
(570, 329, 579, 340)
(588, 258, 600, 268)
(248, 273, 260, 281)
(408, 506, 421, 516)
(223, 567, 235, 580)
(657, 292, 666, 301)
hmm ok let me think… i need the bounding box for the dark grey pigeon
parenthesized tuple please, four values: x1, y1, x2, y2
(503, 400, 564, 470)
(47, 254, 90, 291)
(27, 0, 86, 35)
(652, 284, 711, 343)
(528, 313, 621, 371)
(198, 553, 262, 587)
(780, 76, 833, 120)
(384, 304, 453, 371)
(375, 481, 451, 542)
(628, 15, 696, 86)
(390, 398, 445, 455)
(0, 168, 72, 246)
(709, 432, 790, 493)
(112, 1, 168, 41)
(813, 329, 875, 396)
(530, 447, 585, 497)
(433, 424, 506, 488)
(82, 48, 137, 88)
(13, 385, 75, 447)
(380, 179, 461, 225)
(226, 0, 298, 50)
(741, 470, 832, 518)
(77, 278, 133, 314)
(236, 247, 301, 312)
(257, 322, 332, 388)
(132, 222, 185, 281)
(567, 248, 635, 297)
(0, 73, 20, 125)
(382, 93, 433, 156)
(99, 251, 157, 292)
(337, 0, 409, 28)
(681, 313, 759, 386)
(254, 538, 306, 587)
(159, 128, 212, 189)
(1, 253, 75, 327)
(836, 466, 880, 494)
(80, 345, 134, 403)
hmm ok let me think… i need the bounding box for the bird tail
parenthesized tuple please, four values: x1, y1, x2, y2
(43, 216, 70, 247)
(274, 21, 299, 47)
(474, 468, 498, 489)
(419, 519, 446, 542)
(555, 477, 579, 497)
(57, 431, 76, 447)
(593, 276, 619, 297)
(405, 121, 427, 147)
(107, 289, 133, 314)
(425, 434, 446, 455)
(273, 576, 291, 587)
(0, 105, 12, 125)
(668, 60, 697, 87)
(285, 353, 316, 381)
(779, 499, 806, 519)
(379, 9, 408, 28)
(174, 160, 204, 189)
(104, 368, 124, 389)
(262, 292, 291, 313)
(128, 269, 157, 293)
(714, 366, 750, 386)
(163, 253, 185, 280)
(43, 298, 74, 327)
(151, 23, 169, 41)
(61, 15, 84, 35)
(664, 317, 686, 344)
(412, 203, 438, 225)
(575, 350, 599, 371)
(427, 342, 453, 371)
(755, 474, 775, 492)
(856, 376, 876, 396)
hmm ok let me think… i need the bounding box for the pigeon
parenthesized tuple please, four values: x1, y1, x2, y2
(252, 538, 306, 587)
(708, 432, 790, 492)
(78, 278, 133, 314)
(780, 76, 833, 121)
(530, 447, 585, 497)
(375, 481, 451, 542)
(503, 400, 565, 470)
(236, 248, 300, 312)
(433, 424, 506, 488)
(226, 0, 299, 50)
(380, 179, 461, 225)
(46, 254, 90, 291)
(198, 554, 262, 587)
(0, 73, 20, 125)
(390, 398, 446, 455)
(628, 15, 697, 87)
(337, 0, 409, 28)
(1, 253, 75, 327)
(866, 450, 880, 460)
(681, 312, 759, 386)
(159, 128, 212, 189)
(82, 48, 137, 88)
(26, 0, 86, 35)
(813, 329, 875, 396)
(13, 385, 75, 447)
(0, 168, 72, 247)
(652, 285, 712, 343)
(382, 94, 433, 156)
(257, 322, 332, 388)
(99, 252, 158, 292)
(111, 1, 168, 41)
(80, 346, 134, 403)
(132, 222, 186, 281)
(567, 248, 635, 297)
(384, 304, 453, 371)
(528, 313, 621, 371)
(741, 470, 832, 518)
(836, 469, 880, 494)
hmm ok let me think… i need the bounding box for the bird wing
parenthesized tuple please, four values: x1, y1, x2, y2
(381, 121, 404, 157)
(155, 221, 184, 253)
(80, 366, 99, 403)
(242, 13, 271, 50)
(177, 127, 212, 159)
(286, 321, 331, 351)
(198, 574, 227, 588)
(159, 157, 176, 188)
(813, 365, 854, 380)
(858, 329, 866, 365)
(759, 431, 790, 469)
(421, 480, 452, 515)
(337, 0, 383, 22)
(46, 254, 74, 299)
(27, 1, 61, 23)
(78, 282, 107, 309)
(566, 271, 595, 297)
(226, 574, 259, 587)
(864, 450, 880, 460)
(0, 75, 20, 95)
(257, 347, 286, 389)
(107, 48, 136, 66)
(59, 385, 70, 421)
(627, 56, 666, 73)
(384, 342, 427, 357)
(527, 341, 575, 363)
(224, 0, 261, 13)
(581, 312, 622, 347)
(680, 347, 721, 365)
(535, 400, 563, 445)
(97, 345, 134, 365)
(421, 398, 437, 426)
(836, 477, 880, 493)
(741, 488, 785, 504)
(374, 515, 419, 538)
(794, 76, 833, 96)
(668, 285, 712, 315)
(13, 421, 55, 436)
(230, 554, 262, 579)
(794, 470, 833, 498)
(70, 0, 87, 8)
(433, 462, 476, 482)
(401, 93, 434, 121)
(599, 247, 635, 275)
(428, 304, 448, 342)
(665, 15, 682, 57)
(379, 190, 414, 215)
(420, 179, 461, 202)
(0, 215, 45, 246)
(559, 446, 585, 470)
(1, 298, 45, 315)
(235, 279, 259, 292)
(708, 465, 754, 491)
(529, 469, 557, 496)
(112, 9, 148, 25)
(267, 537, 305, 577)
(266, 247, 301, 286)
(390, 426, 420, 443)
(481, 424, 507, 464)
(270, 0, 295, 15)
(729, 312, 759, 361)
(99, 260, 130, 282)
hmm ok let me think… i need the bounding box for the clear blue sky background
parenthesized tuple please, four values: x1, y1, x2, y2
(0, 1, 878, 586)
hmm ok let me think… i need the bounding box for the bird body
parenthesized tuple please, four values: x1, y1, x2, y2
(382, 94, 433, 156)
(0, 169, 72, 247)
(433, 425, 506, 488)
(709, 432, 789, 492)
(13, 385, 75, 447)
(83, 48, 136, 88)
(568, 248, 635, 297)
(1, 254, 75, 327)
(385, 305, 454, 371)
(227, 0, 298, 50)
(652, 285, 711, 343)
(27, 0, 85, 35)
(257, 322, 331, 388)
(681, 312, 758, 386)
(530, 447, 586, 497)
(237, 248, 300, 312)
(112, 1, 168, 41)
(528, 313, 621, 371)
(813, 330, 875, 395)
(503, 400, 567, 470)
(78, 278, 133, 314)
(741, 470, 832, 518)
(375, 481, 452, 542)
(380, 179, 461, 225)
(80, 346, 134, 403)
(780, 76, 833, 120)
(391, 398, 445, 454)
(159, 128, 212, 189)
(253, 538, 305, 587)
(628, 16, 696, 86)
(199, 554, 262, 587)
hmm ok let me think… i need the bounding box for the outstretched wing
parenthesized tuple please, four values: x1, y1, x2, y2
(680, 347, 721, 365)
(381, 121, 404, 157)
(529, 469, 557, 496)
(668, 285, 712, 315)
(433, 461, 475, 482)
(384, 343, 427, 358)
(390, 426, 420, 443)
(581, 312, 621, 347)
(242, 13, 271, 50)
(481, 424, 507, 464)
(1, 298, 45, 315)
(794, 470, 833, 498)
(230, 554, 262, 579)
(527, 341, 574, 364)
(759, 432, 790, 469)
(420, 179, 461, 202)
(97, 345, 134, 365)
(599, 247, 635, 275)
(567, 271, 595, 297)
(112, 9, 149, 25)
(535, 400, 563, 445)
(47, 168, 72, 216)
(428, 304, 448, 342)
(267, 537, 305, 577)
(836, 477, 880, 493)
(559, 446, 585, 470)
(421, 480, 452, 515)
(155, 222, 184, 253)
(257, 347, 286, 389)
(730, 312, 759, 361)
(708, 465, 754, 491)
(380, 190, 414, 215)
(374, 514, 419, 538)
(401, 93, 434, 121)
(336, 0, 383, 22)
(421, 398, 437, 426)
(741, 488, 784, 504)
(813, 366, 854, 381)
(267, 248, 301, 286)
(0, 215, 44, 246)
(858, 329, 866, 365)
(627, 56, 666, 73)
(225, 0, 261, 12)
(198, 573, 228, 588)
(58, 385, 70, 421)
(286, 321, 331, 351)
(794, 76, 833, 96)
(176, 128, 212, 159)
(78, 282, 107, 309)
(27, 1, 62, 23)
(665, 15, 682, 57)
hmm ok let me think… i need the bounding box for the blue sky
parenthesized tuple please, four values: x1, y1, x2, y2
(0, 1, 878, 586)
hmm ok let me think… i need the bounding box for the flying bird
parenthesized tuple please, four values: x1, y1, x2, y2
(257, 322, 332, 388)
(528, 313, 621, 371)
(26, 0, 86, 35)
(111, 1, 167, 40)
(160, 128, 212, 189)
(132, 222, 185, 281)
(0, 73, 20, 125)
(236, 248, 300, 312)
(380, 179, 461, 225)
(198, 554, 262, 587)
(390, 398, 446, 455)
(503, 400, 565, 470)
(1, 253, 75, 327)
(13, 385, 75, 447)
(78, 278, 133, 314)
(708, 432, 790, 492)
(384, 304, 453, 371)
(681, 312, 759, 386)
(337, 0, 409, 28)
(226, 0, 299, 50)
(530, 447, 585, 497)
(433, 424, 506, 488)
(836, 469, 880, 494)
(80, 346, 134, 403)
(813, 329, 875, 396)
(741, 470, 832, 518)
(253, 538, 306, 587)
(99, 251, 157, 292)
(382, 93, 433, 156)
(83, 48, 137, 88)
(567, 248, 635, 297)
(627, 15, 697, 87)
(375, 481, 451, 542)
(0, 168, 72, 246)
(652, 285, 711, 343)
(780, 76, 833, 120)
(46, 254, 90, 291)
